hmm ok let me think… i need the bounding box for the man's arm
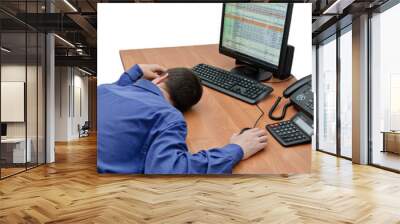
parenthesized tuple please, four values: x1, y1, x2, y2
(144, 122, 244, 174)
(116, 64, 143, 86)
(116, 64, 167, 86)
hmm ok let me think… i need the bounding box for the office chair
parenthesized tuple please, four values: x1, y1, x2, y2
(79, 121, 90, 138)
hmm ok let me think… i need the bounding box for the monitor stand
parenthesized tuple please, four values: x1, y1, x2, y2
(230, 60, 273, 81)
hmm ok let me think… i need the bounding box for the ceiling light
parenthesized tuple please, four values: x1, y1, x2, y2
(1, 47, 11, 53)
(54, 34, 75, 48)
(63, 0, 78, 12)
(78, 67, 92, 76)
(323, 0, 354, 15)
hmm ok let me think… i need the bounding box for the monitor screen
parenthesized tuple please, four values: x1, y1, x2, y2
(220, 3, 291, 70)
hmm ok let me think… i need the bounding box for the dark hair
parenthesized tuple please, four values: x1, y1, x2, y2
(164, 67, 203, 112)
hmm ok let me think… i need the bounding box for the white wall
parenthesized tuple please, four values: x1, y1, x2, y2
(54, 67, 89, 141)
(72, 73, 89, 138)
(1, 65, 26, 140)
(98, 3, 312, 85)
(55, 67, 68, 141)
(1, 66, 25, 123)
(288, 3, 312, 79)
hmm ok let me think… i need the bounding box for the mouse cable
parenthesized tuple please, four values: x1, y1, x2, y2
(253, 103, 265, 128)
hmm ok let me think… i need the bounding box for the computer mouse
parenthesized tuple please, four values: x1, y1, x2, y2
(239, 127, 251, 134)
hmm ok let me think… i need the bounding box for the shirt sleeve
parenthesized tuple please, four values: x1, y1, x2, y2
(144, 122, 244, 174)
(115, 64, 143, 86)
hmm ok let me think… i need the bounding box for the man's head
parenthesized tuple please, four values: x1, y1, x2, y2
(156, 68, 203, 112)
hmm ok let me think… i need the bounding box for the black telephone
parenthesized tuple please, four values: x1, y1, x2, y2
(266, 75, 314, 147)
(268, 75, 313, 120)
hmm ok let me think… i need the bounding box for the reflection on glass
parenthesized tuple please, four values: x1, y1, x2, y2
(371, 3, 400, 171)
(318, 37, 337, 154)
(25, 0, 40, 170)
(0, 1, 46, 179)
(1, 31, 27, 177)
(340, 29, 352, 158)
(38, 33, 46, 165)
(27, 31, 38, 169)
(390, 75, 400, 130)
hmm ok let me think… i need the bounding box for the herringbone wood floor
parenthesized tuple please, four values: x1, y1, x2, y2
(1, 134, 400, 224)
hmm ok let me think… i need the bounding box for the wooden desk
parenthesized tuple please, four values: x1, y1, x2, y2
(1, 137, 32, 164)
(120, 44, 311, 174)
(381, 131, 400, 154)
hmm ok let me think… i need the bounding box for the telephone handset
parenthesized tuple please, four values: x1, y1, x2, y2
(268, 75, 313, 121)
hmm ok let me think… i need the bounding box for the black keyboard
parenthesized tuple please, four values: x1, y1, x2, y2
(266, 112, 312, 147)
(192, 64, 273, 104)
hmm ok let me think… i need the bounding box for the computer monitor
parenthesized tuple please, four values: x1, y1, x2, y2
(219, 3, 293, 81)
(1, 123, 7, 137)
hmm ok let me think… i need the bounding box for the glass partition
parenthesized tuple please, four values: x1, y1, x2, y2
(27, 31, 38, 169)
(370, 3, 400, 171)
(1, 30, 28, 177)
(0, 1, 46, 179)
(317, 36, 337, 155)
(26, 0, 44, 169)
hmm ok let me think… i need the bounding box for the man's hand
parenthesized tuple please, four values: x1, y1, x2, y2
(138, 64, 167, 80)
(230, 128, 268, 160)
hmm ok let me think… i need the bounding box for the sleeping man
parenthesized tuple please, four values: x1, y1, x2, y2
(97, 64, 268, 174)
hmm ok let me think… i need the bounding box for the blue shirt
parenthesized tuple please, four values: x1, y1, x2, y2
(97, 65, 244, 174)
